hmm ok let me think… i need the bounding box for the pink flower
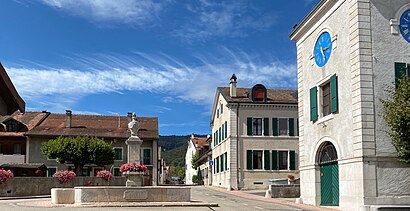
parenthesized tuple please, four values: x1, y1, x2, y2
(53, 170, 76, 184)
(96, 170, 112, 181)
(120, 163, 148, 173)
(0, 169, 14, 185)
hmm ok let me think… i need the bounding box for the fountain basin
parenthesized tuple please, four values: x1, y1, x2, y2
(52, 186, 191, 204)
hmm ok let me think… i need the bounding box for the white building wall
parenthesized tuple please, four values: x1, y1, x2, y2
(185, 140, 197, 185)
(292, 0, 410, 209)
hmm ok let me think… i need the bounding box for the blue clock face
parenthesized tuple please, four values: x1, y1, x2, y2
(314, 32, 332, 67)
(400, 9, 410, 43)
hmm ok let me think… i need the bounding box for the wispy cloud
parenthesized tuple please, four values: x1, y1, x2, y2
(172, 1, 276, 41)
(40, 0, 167, 26)
(7, 49, 296, 112)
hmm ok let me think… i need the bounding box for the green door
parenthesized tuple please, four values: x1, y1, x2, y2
(320, 162, 339, 206)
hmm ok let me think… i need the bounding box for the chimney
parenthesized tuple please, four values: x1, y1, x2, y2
(127, 112, 132, 123)
(65, 110, 72, 128)
(230, 74, 237, 97)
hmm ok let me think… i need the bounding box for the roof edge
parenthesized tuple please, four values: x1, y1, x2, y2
(289, 0, 327, 40)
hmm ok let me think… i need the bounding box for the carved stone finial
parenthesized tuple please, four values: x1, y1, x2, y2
(128, 113, 140, 137)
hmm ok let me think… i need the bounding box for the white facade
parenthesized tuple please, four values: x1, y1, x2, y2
(185, 135, 197, 185)
(210, 76, 299, 190)
(290, 0, 410, 210)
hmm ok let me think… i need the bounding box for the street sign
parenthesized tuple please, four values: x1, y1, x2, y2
(209, 160, 214, 166)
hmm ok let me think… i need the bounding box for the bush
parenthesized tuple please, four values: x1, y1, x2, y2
(53, 170, 76, 184)
(383, 76, 410, 163)
(0, 169, 14, 185)
(96, 170, 112, 181)
(192, 175, 198, 184)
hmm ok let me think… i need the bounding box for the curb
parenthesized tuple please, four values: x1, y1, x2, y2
(0, 195, 51, 200)
(75, 202, 219, 207)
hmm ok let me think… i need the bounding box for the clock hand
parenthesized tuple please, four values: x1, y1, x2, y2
(320, 47, 326, 60)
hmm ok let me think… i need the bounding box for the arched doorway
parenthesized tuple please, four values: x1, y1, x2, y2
(318, 142, 339, 206)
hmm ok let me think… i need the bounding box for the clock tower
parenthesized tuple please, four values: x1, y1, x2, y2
(290, 0, 410, 210)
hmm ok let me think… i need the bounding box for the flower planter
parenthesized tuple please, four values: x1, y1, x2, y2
(123, 171, 144, 187)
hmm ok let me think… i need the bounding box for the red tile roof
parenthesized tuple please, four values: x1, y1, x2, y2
(0, 111, 49, 135)
(192, 137, 209, 150)
(26, 113, 158, 140)
(218, 87, 298, 104)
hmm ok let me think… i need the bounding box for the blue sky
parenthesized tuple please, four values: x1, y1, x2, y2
(1, 0, 315, 135)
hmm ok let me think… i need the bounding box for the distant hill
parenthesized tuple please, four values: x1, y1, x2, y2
(159, 135, 206, 167)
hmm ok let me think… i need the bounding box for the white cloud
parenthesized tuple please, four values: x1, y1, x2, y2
(40, 0, 166, 25)
(7, 49, 296, 112)
(173, 1, 276, 41)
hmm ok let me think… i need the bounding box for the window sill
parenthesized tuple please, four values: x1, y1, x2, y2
(316, 113, 334, 125)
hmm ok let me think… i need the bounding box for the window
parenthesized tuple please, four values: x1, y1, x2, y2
(217, 108, 220, 118)
(114, 148, 123, 161)
(252, 118, 262, 136)
(252, 150, 263, 169)
(278, 151, 288, 170)
(310, 74, 338, 121)
(13, 144, 21, 154)
(395, 62, 410, 86)
(322, 82, 331, 117)
(278, 118, 288, 136)
(220, 102, 223, 114)
(272, 150, 296, 170)
(6, 121, 18, 132)
(47, 167, 57, 177)
(142, 148, 152, 165)
(224, 121, 228, 139)
(251, 84, 267, 102)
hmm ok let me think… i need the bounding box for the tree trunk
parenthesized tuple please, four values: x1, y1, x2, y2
(75, 165, 83, 176)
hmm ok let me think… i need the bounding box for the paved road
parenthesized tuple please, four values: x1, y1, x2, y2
(0, 186, 303, 211)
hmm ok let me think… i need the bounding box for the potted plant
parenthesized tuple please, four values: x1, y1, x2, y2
(0, 169, 14, 186)
(120, 163, 148, 187)
(287, 174, 295, 185)
(96, 170, 112, 185)
(53, 170, 76, 185)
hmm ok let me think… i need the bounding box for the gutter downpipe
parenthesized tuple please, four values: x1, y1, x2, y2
(236, 103, 240, 190)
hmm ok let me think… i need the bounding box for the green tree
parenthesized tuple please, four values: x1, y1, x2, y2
(191, 151, 200, 169)
(170, 165, 185, 182)
(41, 136, 115, 175)
(382, 76, 410, 163)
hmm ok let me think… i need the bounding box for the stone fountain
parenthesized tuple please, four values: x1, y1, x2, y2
(51, 113, 191, 205)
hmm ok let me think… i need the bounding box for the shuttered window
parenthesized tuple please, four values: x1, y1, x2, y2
(264, 150, 270, 170)
(247, 117, 252, 135)
(330, 74, 338, 113)
(216, 157, 220, 173)
(264, 117, 269, 136)
(289, 118, 295, 136)
(114, 148, 122, 161)
(221, 154, 224, 172)
(224, 152, 228, 171)
(395, 62, 408, 86)
(290, 151, 296, 170)
(225, 121, 228, 139)
(272, 118, 278, 136)
(247, 150, 253, 170)
(272, 150, 278, 170)
(310, 87, 318, 121)
(143, 149, 151, 165)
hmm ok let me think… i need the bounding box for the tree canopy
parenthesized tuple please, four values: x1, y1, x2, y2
(383, 76, 410, 163)
(41, 136, 115, 175)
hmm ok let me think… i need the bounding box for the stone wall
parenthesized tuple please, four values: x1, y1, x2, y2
(269, 185, 300, 198)
(0, 177, 126, 197)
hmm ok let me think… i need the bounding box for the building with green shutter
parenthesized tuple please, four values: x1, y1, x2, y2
(209, 74, 299, 190)
(290, 0, 410, 210)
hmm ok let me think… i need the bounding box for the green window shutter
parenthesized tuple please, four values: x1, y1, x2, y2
(290, 151, 296, 170)
(214, 159, 216, 174)
(263, 117, 269, 136)
(310, 86, 318, 121)
(272, 150, 278, 170)
(225, 121, 228, 139)
(264, 150, 270, 170)
(225, 152, 228, 171)
(330, 74, 338, 113)
(216, 157, 220, 173)
(289, 118, 295, 136)
(220, 155, 223, 172)
(272, 118, 278, 136)
(216, 130, 219, 144)
(221, 124, 224, 141)
(219, 127, 222, 143)
(246, 150, 253, 170)
(247, 117, 253, 135)
(395, 62, 407, 87)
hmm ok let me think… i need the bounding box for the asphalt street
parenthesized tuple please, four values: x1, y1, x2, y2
(0, 186, 303, 211)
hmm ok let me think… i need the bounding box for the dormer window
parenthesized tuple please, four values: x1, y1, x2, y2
(6, 121, 19, 132)
(251, 84, 267, 102)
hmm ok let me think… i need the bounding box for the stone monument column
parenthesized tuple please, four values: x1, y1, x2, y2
(126, 113, 143, 187)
